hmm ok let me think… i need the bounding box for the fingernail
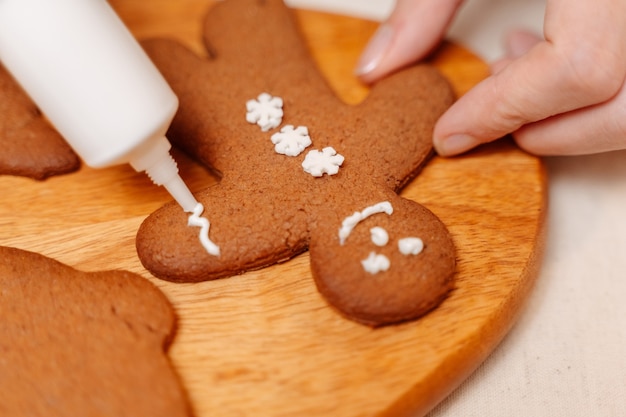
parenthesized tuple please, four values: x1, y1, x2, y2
(355, 24, 394, 76)
(506, 30, 541, 58)
(434, 134, 478, 156)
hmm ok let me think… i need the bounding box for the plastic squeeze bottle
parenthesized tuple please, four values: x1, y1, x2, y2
(0, 0, 198, 212)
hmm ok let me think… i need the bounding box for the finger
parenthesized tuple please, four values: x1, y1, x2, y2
(513, 82, 626, 155)
(434, 37, 625, 156)
(433, 44, 572, 155)
(433, 0, 626, 156)
(355, 0, 464, 84)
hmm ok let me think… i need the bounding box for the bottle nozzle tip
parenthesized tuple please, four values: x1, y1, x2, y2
(130, 136, 198, 212)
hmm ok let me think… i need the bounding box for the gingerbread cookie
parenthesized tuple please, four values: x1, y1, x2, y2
(0, 246, 191, 416)
(136, 0, 456, 326)
(0, 63, 79, 179)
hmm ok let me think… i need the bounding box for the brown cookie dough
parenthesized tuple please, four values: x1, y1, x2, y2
(0, 64, 79, 180)
(0, 246, 191, 417)
(136, 0, 456, 326)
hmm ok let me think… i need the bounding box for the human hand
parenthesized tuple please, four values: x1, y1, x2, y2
(356, 0, 626, 156)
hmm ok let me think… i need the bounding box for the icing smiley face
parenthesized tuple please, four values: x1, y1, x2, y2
(310, 197, 455, 326)
(135, 0, 456, 326)
(341, 205, 426, 276)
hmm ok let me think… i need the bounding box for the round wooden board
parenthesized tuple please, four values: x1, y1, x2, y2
(0, 2, 547, 416)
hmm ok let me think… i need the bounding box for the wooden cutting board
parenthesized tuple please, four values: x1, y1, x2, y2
(0, 1, 547, 416)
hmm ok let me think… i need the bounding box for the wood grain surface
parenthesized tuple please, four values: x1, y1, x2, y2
(0, 1, 547, 416)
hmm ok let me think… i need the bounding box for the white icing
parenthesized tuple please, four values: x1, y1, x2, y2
(361, 252, 390, 274)
(370, 227, 389, 246)
(271, 124, 311, 156)
(246, 92, 283, 131)
(339, 201, 393, 245)
(398, 237, 424, 256)
(188, 203, 220, 256)
(302, 147, 344, 177)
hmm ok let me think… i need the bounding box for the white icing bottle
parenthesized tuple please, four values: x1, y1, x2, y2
(0, 0, 198, 212)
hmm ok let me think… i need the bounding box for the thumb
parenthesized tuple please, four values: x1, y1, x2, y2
(355, 0, 464, 84)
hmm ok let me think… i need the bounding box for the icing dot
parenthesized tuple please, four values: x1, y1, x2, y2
(361, 252, 390, 274)
(370, 227, 389, 246)
(398, 237, 424, 256)
(188, 203, 220, 256)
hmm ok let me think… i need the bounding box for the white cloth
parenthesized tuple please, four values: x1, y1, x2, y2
(429, 152, 626, 416)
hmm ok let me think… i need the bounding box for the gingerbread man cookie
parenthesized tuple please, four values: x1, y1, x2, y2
(136, 0, 456, 326)
(0, 64, 79, 180)
(0, 246, 191, 417)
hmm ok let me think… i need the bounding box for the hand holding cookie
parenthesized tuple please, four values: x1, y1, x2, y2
(357, 0, 626, 156)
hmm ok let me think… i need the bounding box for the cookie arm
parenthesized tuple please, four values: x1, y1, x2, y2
(352, 65, 455, 190)
(0, 64, 79, 179)
(141, 38, 229, 170)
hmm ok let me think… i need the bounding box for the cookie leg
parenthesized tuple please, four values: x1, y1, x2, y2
(309, 196, 456, 326)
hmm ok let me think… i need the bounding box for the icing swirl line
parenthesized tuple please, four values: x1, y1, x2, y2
(188, 203, 220, 256)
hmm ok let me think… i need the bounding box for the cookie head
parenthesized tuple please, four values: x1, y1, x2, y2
(310, 197, 456, 326)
